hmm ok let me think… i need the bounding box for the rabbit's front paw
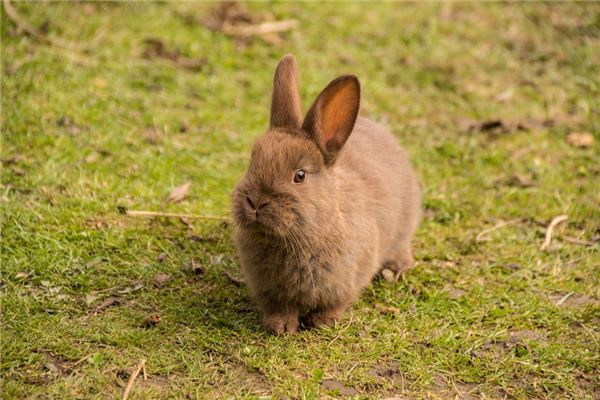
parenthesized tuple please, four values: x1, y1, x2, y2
(303, 307, 345, 329)
(263, 312, 299, 335)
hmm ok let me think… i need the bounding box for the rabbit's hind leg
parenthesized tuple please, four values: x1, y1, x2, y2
(380, 242, 415, 283)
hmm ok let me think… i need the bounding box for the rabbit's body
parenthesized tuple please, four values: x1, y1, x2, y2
(232, 56, 421, 334)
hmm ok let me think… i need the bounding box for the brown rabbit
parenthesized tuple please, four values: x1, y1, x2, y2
(232, 55, 421, 334)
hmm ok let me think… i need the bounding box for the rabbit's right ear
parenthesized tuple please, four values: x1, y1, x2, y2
(302, 75, 360, 166)
(270, 54, 302, 130)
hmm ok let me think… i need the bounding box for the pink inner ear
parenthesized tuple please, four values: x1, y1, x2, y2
(321, 83, 358, 145)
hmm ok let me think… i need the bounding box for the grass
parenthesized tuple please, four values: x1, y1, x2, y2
(1, 2, 599, 399)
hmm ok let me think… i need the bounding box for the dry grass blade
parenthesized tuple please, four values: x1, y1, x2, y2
(476, 219, 521, 242)
(122, 359, 146, 400)
(125, 209, 229, 222)
(541, 215, 568, 250)
(555, 292, 574, 306)
(168, 181, 191, 203)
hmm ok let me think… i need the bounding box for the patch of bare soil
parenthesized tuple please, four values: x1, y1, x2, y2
(137, 374, 171, 391)
(370, 360, 404, 387)
(444, 285, 467, 299)
(321, 379, 358, 396)
(427, 374, 480, 400)
(454, 382, 480, 400)
(472, 330, 547, 361)
(221, 362, 270, 396)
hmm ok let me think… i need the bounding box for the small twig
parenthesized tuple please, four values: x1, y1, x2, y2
(124, 209, 230, 222)
(223, 270, 245, 286)
(3, 0, 79, 50)
(142, 362, 148, 381)
(222, 19, 298, 37)
(541, 215, 568, 250)
(122, 359, 146, 400)
(562, 236, 598, 247)
(475, 218, 521, 242)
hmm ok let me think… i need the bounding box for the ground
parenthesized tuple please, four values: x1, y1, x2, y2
(2, 2, 599, 399)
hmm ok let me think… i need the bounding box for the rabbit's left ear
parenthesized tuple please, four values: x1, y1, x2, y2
(270, 54, 302, 130)
(302, 75, 360, 166)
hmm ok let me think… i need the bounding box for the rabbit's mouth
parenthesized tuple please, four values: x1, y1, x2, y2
(233, 201, 296, 237)
(239, 211, 292, 236)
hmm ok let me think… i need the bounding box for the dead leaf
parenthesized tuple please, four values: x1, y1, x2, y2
(10, 166, 26, 176)
(93, 77, 108, 89)
(15, 271, 30, 280)
(89, 297, 122, 315)
(183, 259, 204, 275)
(504, 263, 521, 271)
(82, 3, 96, 15)
(152, 273, 171, 287)
(142, 313, 161, 327)
(56, 115, 83, 136)
(85, 152, 99, 163)
(179, 121, 189, 133)
(202, 2, 254, 32)
(142, 38, 207, 72)
(506, 173, 535, 188)
(168, 181, 191, 203)
(375, 304, 400, 315)
(475, 119, 528, 134)
(85, 218, 108, 229)
(566, 132, 594, 148)
(179, 217, 192, 227)
(495, 88, 514, 102)
(463, 118, 554, 136)
(143, 127, 161, 145)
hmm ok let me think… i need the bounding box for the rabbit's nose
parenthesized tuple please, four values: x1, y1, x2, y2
(246, 196, 257, 211)
(246, 196, 271, 211)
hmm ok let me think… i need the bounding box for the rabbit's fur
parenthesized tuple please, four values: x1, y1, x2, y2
(232, 55, 421, 334)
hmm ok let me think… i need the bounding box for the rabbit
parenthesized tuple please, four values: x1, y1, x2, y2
(231, 54, 421, 334)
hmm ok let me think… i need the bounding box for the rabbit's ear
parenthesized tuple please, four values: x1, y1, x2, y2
(302, 75, 360, 166)
(270, 54, 302, 130)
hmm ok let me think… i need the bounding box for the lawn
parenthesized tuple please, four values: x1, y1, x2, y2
(1, 2, 599, 399)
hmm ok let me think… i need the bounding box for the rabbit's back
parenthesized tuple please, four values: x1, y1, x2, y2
(336, 117, 421, 270)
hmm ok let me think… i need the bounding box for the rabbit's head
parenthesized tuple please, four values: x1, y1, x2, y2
(232, 55, 360, 238)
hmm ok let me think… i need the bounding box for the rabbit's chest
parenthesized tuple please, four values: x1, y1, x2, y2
(272, 247, 354, 307)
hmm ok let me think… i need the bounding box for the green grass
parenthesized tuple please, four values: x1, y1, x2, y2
(2, 2, 599, 399)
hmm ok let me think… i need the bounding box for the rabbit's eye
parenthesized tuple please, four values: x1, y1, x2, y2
(293, 169, 306, 184)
